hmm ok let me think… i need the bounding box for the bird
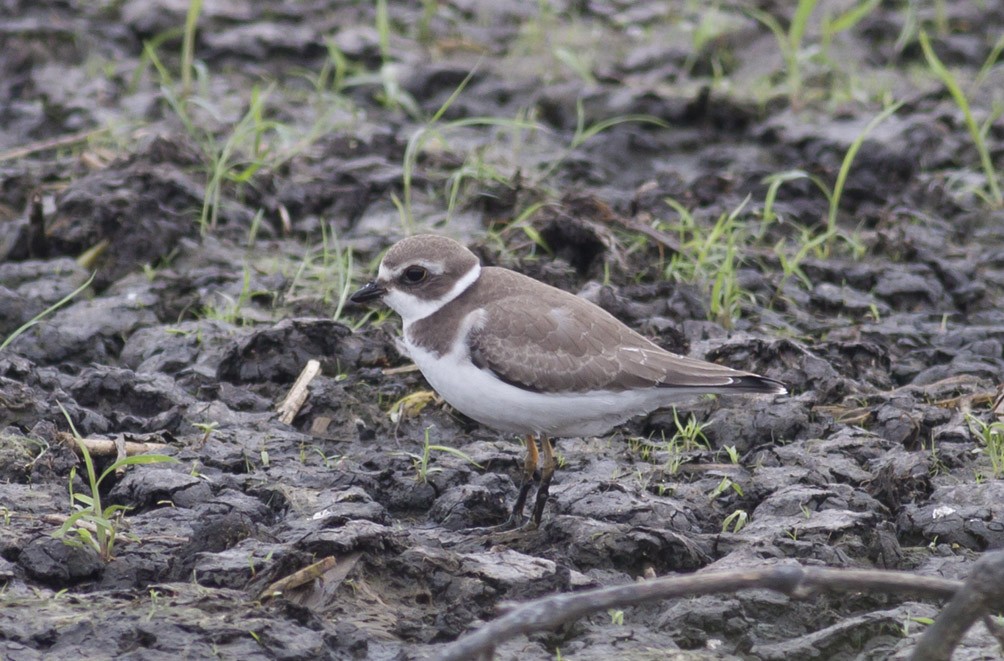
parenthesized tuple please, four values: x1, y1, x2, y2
(350, 234, 786, 528)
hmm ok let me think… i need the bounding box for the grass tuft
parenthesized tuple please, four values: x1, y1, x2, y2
(919, 30, 1003, 208)
(54, 404, 177, 561)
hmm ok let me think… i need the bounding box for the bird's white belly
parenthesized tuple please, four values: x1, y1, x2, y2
(402, 336, 685, 438)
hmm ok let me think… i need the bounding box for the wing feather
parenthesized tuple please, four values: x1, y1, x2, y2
(467, 275, 762, 394)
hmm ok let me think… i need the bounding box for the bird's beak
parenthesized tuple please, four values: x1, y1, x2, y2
(350, 280, 387, 304)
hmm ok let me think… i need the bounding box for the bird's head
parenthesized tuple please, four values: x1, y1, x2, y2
(350, 235, 482, 323)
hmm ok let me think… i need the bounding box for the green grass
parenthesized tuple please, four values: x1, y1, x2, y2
(180, 0, 202, 99)
(659, 197, 754, 328)
(669, 408, 711, 452)
(285, 224, 358, 324)
(805, 100, 902, 258)
(393, 427, 482, 484)
(761, 99, 902, 299)
(199, 266, 260, 325)
(720, 445, 741, 465)
(540, 100, 669, 180)
(650, 410, 712, 477)
(722, 509, 749, 533)
(398, 66, 539, 232)
(824, 102, 901, 250)
(709, 476, 744, 500)
(919, 30, 1003, 208)
(745, 0, 817, 106)
(159, 82, 280, 235)
(1, 272, 96, 352)
(747, 0, 882, 106)
(54, 404, 177, 561)
(138, 29, 359, 242)
(375, 0, 391, 64)
(965, 414, 1004, 480)
(393, 63, 668, 233)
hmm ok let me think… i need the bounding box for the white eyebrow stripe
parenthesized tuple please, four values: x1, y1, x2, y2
(408, 259, 445, 275)
(380, 258, 445, 280)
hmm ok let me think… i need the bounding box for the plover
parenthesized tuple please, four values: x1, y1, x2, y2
(351, 235, 785, 527)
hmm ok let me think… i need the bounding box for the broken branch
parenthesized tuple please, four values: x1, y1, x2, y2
(435, 565, 963, 661)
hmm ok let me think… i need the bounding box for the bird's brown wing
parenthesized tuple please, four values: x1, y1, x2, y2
(467, 283, 759, 394)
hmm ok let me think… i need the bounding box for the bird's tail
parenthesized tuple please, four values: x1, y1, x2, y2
(721, 375, 787, 395)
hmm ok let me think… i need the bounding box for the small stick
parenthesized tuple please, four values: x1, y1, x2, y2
(276, 359, 321, 424)
(278, 203, 292, 236)
(0, 128, 107, 162)
(619, 211, 682, 255)
(259, 556, 338, 601)
(57, 432, 170, 456)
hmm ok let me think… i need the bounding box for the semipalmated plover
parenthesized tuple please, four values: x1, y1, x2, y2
(351, 235, 785, 527)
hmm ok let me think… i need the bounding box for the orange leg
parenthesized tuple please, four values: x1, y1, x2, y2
(509, 434, 538, 525)
(529, 437, 556, 527)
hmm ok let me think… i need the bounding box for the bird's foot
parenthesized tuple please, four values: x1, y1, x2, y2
(479, 518, 542, 543)
(461, 512, 526, 534)
(461, 505, 545, 537)
(462, 436, 553, 536)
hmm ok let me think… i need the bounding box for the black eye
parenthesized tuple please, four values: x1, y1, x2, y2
(401, 266, 428, 284)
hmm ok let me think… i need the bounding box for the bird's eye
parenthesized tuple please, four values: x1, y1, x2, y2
(401, 266, 428, 284)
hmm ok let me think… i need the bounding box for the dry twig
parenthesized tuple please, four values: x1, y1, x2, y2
(0, 128, 107, 162)
(57, 432, 170, 457)
(276, 359, 321, 424)
(259, 556, 338, 601)
(912, 550, 1004, 661)
(435, 565, 964, 661)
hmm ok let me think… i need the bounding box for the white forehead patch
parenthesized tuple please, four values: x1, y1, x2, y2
(382, 262, 481, 324)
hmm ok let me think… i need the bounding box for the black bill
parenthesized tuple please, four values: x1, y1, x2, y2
(350, 281, 387, 303)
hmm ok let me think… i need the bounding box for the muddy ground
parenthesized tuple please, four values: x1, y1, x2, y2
(2, 1, 1004, 659)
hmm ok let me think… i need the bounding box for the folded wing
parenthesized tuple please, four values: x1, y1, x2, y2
(468, 286, 783, 395)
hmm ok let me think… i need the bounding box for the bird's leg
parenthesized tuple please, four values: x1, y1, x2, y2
(529, 437, 556, 527)
(508, 434, 539, 526)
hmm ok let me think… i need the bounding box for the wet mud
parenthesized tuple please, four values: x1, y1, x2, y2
(2, 1, 1004, 659)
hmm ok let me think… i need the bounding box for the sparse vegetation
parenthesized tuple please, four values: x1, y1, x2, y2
(709, 476, 745, 500)
(54, 405, 177, 561)
(722, 509, 749, 533)
(659, 198, 754, 328)
(671, 408, 711, 452)
(198, 266, 265, 325)
(394, 427, 482, 484)
(919, 30, 1003, 208)
(1, 273, 95, 352)
(721, 445, 741, 465)
(285, 223, 358, 324)
(965, 414, 1004, 479)
(655, 410, 712, 477)
(192, 421, 218, 447)
(746, 0, 883, 106)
